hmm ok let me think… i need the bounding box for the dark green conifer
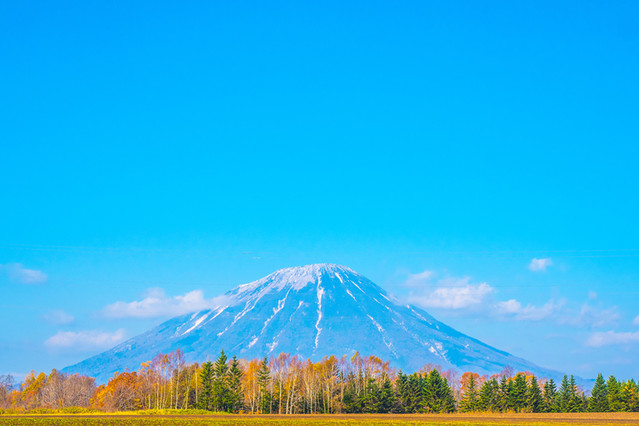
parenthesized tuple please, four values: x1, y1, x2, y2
(198, 361, 214, 410)
(394, 371, 408, 413)
(543, 379, 557, 413)
(567, 375, 582, 412)
(510, 373, 527, 412)
(212, 350, 229, 411)
(406, 373, 422, 413)
(227, 355, 244, 413)
(607, 375, 623, 412)
(257, 357, 271, 413)
(478, 378, 500, 412)
(589, 373, 608, 412)
(422, 369, 455, 413)
(459, 374, 479, 412)
(362, 378, 380, 413)
(378, 373, 394, 413)
(342, 372, 360, 413)
(499, 375, 512, 412)
(526, 376, 543, 413)
(558, 375, 571, 412)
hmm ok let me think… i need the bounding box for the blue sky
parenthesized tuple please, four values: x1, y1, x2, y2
(1, 0, 638, 380)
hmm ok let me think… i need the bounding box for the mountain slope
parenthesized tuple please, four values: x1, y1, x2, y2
(64, 264, 559, 383)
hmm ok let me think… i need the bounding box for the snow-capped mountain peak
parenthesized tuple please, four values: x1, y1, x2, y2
(234, 263, 359, 294)
(63, 264, 560, 384)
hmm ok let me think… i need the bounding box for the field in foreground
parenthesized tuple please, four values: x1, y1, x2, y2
(1, 413, 639, 425)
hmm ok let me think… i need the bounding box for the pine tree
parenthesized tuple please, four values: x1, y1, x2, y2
(421, 371, 436, 413)
(362, 378, 379, 413)
(526, 376, 543, 413)
(589, 373, 608, 412)
(607, 376, 623, 412)
(212, 351, 229, 411)
(343, 373, 360, 413)
(509, 374, 527, 412)
(543, 379, 557, 413)
(581, 393, 589, 412)
(378, 373, 394, 413)
(478, 378, 499, 412)
(459, 373, 479, 412)
(227, 355, 244, 413)
(499, 375, 512, 412)
(558, 375, 571, 412)
(621, 379, 638, 412)
(566, 375, 582, 412)
(619, 380, 636, 412)
(422, 370, 455, 413)
(198, 361, 214, 411)
(394, 371, 408, 413)
(407, 373, 422, 413)
(257, 357, 271, 413)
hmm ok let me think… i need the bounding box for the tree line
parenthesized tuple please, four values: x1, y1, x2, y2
(1, 350, 637, 413)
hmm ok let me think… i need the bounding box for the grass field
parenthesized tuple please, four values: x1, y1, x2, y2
(1, 413, 639, 425)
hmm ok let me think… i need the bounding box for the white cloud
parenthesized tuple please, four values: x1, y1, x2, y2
(42, 310, 75, 325)
(0, 263, 47, 284)
(409, 276, 494, 309)
(496, 299, 522, 314)
(586, 330, 639, 347)
(561, 304, 620, 328)
(404, 270, 433, 287)
(102, 288, 229, 319)
(634, 316, 639, 326)
(496, 298, 563, 321)
(529, 258, 552, 272)
(45, 329, 126, 350)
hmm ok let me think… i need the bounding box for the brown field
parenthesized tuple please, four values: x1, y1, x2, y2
(1, 413, 639, 425)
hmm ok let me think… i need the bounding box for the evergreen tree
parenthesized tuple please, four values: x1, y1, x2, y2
(509, 374, 527, 412)
(212, 351, 229, 411)
(198, 361, 214, 411)
(499, 375, 512, 412)
(257, 357, 271, 413)
(526, 376, 543, 413)
(478, 378, 500, 412)
(558, 375, 571, 412)
(361, 378, 379, 413)
(459, 374, 479, 412)
(589, 373, 609, 412)
(566, 375, 582, 412)
(227, 355, 244, 413)
(619, 380, 637, 412)
(543, 379, 558, 413)
(631, 379, 639, 412)
(422, 370, 455, 413)
(581, 394, 589, 412)
(409, 373, 423, 413)
(394, 371, 408, 413)
(622, 379, 639, 412)
(343, 374, 360, 413)
(607, 375, 623, 412)
(378, 373, 394, 413)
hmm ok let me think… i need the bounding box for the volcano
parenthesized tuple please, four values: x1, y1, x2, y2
(64, 264, 558, 383)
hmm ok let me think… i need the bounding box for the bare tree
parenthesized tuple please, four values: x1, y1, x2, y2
(42, 369, 64, 409)
(63, 374, 95, 407)
(0, 374, 15, 408)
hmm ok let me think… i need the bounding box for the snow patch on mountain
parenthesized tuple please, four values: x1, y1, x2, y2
(314, 278, 324, 350)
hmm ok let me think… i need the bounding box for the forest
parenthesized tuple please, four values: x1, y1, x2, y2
(1, 350, 637, 414)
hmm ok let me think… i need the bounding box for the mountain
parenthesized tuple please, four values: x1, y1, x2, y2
(63, 264, 559, 383)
